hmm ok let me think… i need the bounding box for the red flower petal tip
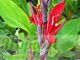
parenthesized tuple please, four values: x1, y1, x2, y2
(30, 4, 43, 27)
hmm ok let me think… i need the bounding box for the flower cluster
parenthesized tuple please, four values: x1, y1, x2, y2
(30, 0, 65, 46)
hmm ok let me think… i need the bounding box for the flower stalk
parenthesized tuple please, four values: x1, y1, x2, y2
(30, 46, 34, 60)
(40, 0, 50, 60)
(29, 0, 65, 60)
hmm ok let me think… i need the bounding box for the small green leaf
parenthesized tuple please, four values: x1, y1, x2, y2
(48, 47, 57, 57)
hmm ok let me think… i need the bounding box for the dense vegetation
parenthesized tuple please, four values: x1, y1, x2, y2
(0, 0, 80, 60)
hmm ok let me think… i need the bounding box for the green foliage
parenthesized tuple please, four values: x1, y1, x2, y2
(0, 0, 80, 60)
(62, 51, 75, 57)
(0, 0, 30, 32)
(0, 20, 18, 60)
(77, 35, 80, 46)
(48, 47, 57, 57)
(56, 18, 80, 53)
(0, 20, 17, 50)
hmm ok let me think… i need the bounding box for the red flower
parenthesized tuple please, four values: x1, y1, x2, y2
(46, 0, 65, 45)
(30, 0, 65, 45)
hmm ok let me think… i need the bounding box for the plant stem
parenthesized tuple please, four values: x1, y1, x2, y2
(39, 0, 52, 60)
(40, 40, 49, 60)
(46, 0, 52, 7)
(36, 0, 51, 60)
(30, 46, 34, 60)
(37, 25, 43, 46)
(37, 25, 49, 60)
(40, 0, 47, 23)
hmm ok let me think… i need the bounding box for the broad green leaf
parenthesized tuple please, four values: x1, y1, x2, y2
(0, 0, 30, 32)
(62, 51, 75, 57)
(75, 35, 80, 51)
(19, 0, 31, 17)
(71, 0, 79, 11)
(11, 0, 19, 5)
(25, 3, 31, 17)
(4, 54, 27, 60)
(56, 18, 80, 53)
(19, 0, 26, 11)
(29, 24, 36, 35)
(29, 24, 37, 41)
(77, 35, 80, 46)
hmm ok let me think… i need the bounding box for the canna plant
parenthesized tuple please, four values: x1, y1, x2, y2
(30, 0, 65, 60)
(0, 0, 80, 60)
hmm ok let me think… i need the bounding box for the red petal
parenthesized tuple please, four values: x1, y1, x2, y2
(30, 16, 35, 24)
(47, 0, 65, 32)
(46, 34, 56, 45)
(37, 11, 43, 27)
(52, 22, 65, 35)
(30, 3, 38, 25)
(49, 0, 65, 22)
(48, 24, 58, 34)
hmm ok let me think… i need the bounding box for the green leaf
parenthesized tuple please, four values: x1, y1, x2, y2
(76, 35, 80, 50)
(25, 3, 31, 17)
(0, 20, 17, 51)
(31, 40, 40, 52)
(77, 35, 80, 46)
(11, 0, 19, 5)
(48, 47, 57, 57)
(62, 51, 75, 57)
(0, 0, 30, 32)
(19, 0, 31, 17)
(29, 24, 36, 35)
(56, 18, 80, 53)
(4, 54, 26, 60)
(18, 33, 29, 55)
(19, 0, 26, 11)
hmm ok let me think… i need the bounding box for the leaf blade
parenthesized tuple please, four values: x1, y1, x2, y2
(0, 0, 30, 32)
